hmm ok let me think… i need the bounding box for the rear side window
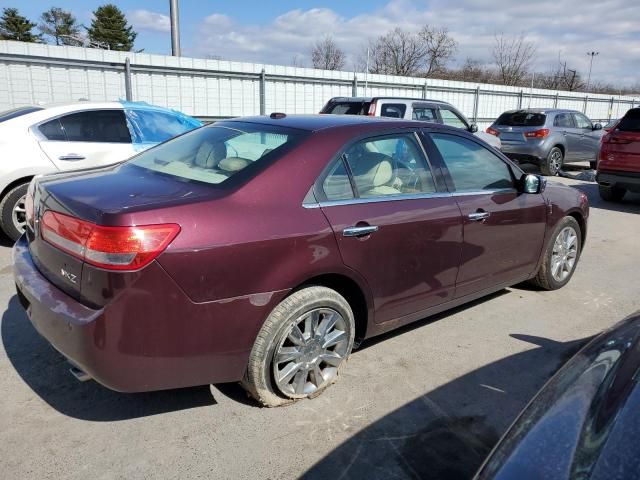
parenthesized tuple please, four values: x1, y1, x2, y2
(431, 133, 513, 192)
(127, 109, 201, 143)
(439, 108, 468, 129)
(554, 113, 574, 128)
(380, 103, 406, 119)
(0, 106, 43, 123)
(618, 109, 640, 132)
(412, 106, 438, 121)
(38, 118, 66, 140)
(496, 112, 546, 127)
(322, 101, 371, 115)
(127, 122, 307, 185)
(59, 110, 131, 143)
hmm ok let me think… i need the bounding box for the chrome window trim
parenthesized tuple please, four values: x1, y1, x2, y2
(303, 188, 515, 209)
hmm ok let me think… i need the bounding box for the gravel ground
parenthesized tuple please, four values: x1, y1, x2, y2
(0, 174, 638, 480)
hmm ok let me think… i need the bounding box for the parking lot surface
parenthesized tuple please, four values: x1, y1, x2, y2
(0, 175, 638, 480)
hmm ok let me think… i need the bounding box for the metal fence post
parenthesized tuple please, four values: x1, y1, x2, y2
(609, 97, 614, 121)
(583, 95, 588, 114)
(124, 58, 133, 101)
(352, 75, 358, 97)
(259, 69, 266, 115)
(517, 90, 523, 109)
(472, 87, 480, 123)
(422, 81, 428, 99)
(554, 93, 559, 108)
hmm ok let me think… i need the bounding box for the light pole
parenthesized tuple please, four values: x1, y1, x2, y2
(586, 51, 599, 91)
(170, 0, 181, 56)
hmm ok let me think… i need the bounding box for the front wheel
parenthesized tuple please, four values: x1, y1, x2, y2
(242, 286, 355, 407)
(530, 216, 581, 290)
(540, 147, 563, 176)
(0, 182, 29, 242)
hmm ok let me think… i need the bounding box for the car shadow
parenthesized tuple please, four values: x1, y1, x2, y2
(303, 332, 593, 480)
(1, 296, 217, 421)
(570, 182, 640, 213)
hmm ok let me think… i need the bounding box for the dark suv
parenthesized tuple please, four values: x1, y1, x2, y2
(487, 109, 603, 175)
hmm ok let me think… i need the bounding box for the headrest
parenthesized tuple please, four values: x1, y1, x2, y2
(218, 157, 250, 172)
(350, 152, 394, 188)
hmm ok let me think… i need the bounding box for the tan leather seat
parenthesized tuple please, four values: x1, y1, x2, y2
(218, 157, 250, 172)
(350, 152, 401, 197)
(194, 141, 225, 168)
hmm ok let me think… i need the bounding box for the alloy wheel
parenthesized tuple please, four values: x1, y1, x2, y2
(551, 226, 578, 282)
(549, 150, 562, 175)
(11, 194, 27, 234)
(272, 308, 349, 398)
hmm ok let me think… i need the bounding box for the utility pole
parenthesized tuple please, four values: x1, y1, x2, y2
(170, 0, 181, 56)
(586, 51, 599, 91)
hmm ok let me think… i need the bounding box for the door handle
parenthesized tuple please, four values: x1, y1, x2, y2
(58, 154, 86, 161)
(343, 225, 378, 237)
(468, 211, 490, 222)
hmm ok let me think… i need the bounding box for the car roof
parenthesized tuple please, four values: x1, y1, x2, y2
(220, 114, 432, 132)
(219, 114, 474, 136)
(501, 108, 580, 115)
(329, 96, 453, 106)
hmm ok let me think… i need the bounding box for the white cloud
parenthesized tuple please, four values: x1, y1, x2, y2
(129, 9, 171, 33)
(191, 0, 640, 87)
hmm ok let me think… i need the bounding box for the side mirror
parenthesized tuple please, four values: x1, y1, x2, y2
(469, 123, 478, 133)
(593, 123, 603, 131)
(520, 173, 546, 194)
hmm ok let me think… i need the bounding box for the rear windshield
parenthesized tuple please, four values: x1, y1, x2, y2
(126, 122, 307, 185)
(618, 109, 640, 132)
(322, 101, 371, 115)
(0, 106, 43, 123)
(496, 111, 546, 127)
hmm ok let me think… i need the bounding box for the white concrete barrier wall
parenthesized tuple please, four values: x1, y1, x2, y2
(0, 40, 636, 130)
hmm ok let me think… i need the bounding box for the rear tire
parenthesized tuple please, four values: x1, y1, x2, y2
(530, 216, 581, 291)
(589, 160, 597, 170)
(598, 184, 626, 202)
(241, 286, 355, 407)
(0, 182, 29, 242)
(540, 147, 563, 176)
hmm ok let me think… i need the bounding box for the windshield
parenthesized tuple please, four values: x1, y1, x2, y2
(126, 122, 307, 185)
(496, 111, 546, 127)
(617, 109, 640, 132)
(322, 101, 371, 115)
(0, 106, 43, 123)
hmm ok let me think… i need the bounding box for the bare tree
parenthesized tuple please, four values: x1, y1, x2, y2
(492, 33, 537, 86)
(420, 26, 457, 76)
(538, 60, 585, 92)
(310, 35, 345, 71)
(291, 54, 305, 68)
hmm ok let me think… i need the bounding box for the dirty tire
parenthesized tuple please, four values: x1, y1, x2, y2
(589, 160, 597, 170)
(0, 182, 29, 242)
(598, 184, 626, 202)
(530, 216, 582, 291)
(241, 286, 355, 407)
(540, 147, 563, 176)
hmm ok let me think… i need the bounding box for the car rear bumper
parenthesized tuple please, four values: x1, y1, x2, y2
(596, 170, 640, 192)
(13, 235, 287, 392)
(500, 141, 547, 164)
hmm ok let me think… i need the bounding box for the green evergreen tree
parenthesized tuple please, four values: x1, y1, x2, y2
(39, 7, 80, 46)
(87, 4, 136, 51)
(0, 8, 40, 42)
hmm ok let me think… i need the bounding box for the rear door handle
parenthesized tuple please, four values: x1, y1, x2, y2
(343, 225, 378, 237)
(58, 154, 86, 161)
(468, 212, 490, 222)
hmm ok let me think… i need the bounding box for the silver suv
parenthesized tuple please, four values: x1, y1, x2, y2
(487, 109, 603, 175)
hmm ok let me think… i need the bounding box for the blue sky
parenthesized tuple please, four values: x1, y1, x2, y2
(12, 1, 640, 86)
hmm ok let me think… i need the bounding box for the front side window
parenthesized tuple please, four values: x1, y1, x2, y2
(439, 109, 468, 129)
(431, 133, 514, 192)
(573, 113, 592, 129)
(380, 103, 407, 119)
(323, 133, 435, 199)
(127, 122, 306, 186)
(127, 109, 201, 144)
(59, 110, 131, 143)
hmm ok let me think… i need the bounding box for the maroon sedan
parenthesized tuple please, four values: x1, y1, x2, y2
(13, 114, 589, 406)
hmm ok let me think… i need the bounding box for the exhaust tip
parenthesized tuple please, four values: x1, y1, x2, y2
(69, 365, 91, 382)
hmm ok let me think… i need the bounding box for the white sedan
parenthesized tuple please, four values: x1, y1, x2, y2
(0, 101, 202, 240)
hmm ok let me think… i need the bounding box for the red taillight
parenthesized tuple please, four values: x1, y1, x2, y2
(524, 128, 550, 139)
(486, 127, 500, 137)
(601, 134, 631, 145)
(367, 101, 377, 116)
(41, 211, 180, 271)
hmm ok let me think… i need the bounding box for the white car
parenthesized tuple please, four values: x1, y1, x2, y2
(320, 97, 502, 150)
(0, 101, 202, 240)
